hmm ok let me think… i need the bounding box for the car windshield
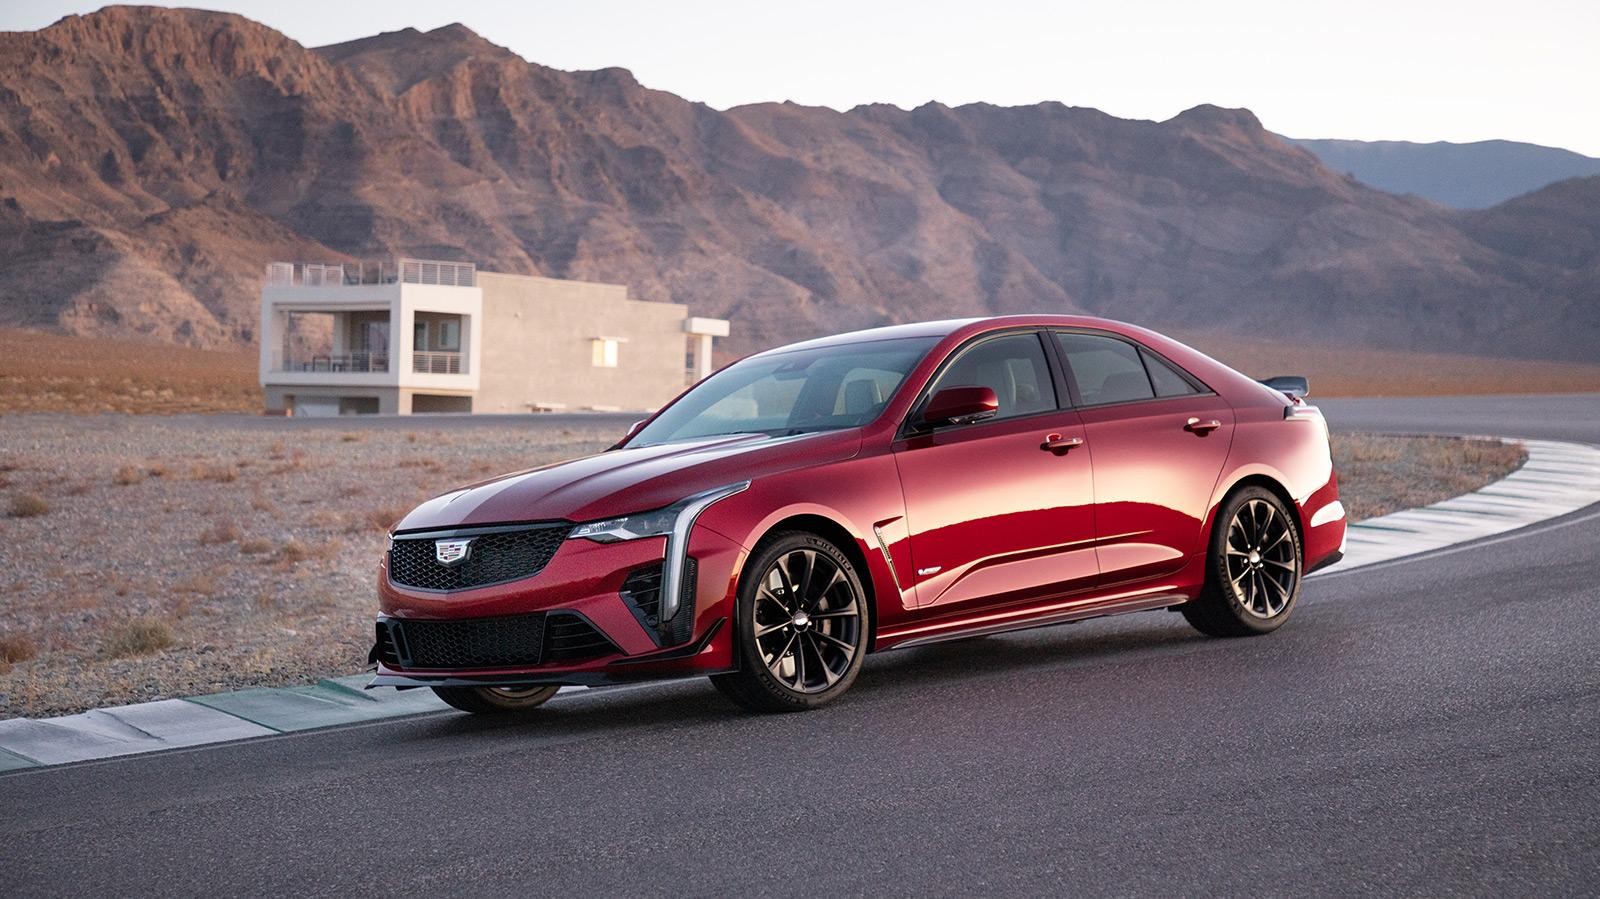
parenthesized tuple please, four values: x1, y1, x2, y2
(628, 336, 940, 447)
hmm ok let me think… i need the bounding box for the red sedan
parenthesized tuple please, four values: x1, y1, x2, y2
(371, 316, 1346, 714)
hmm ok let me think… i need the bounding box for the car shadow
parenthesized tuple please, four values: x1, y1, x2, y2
(400, 613, 1212, 743)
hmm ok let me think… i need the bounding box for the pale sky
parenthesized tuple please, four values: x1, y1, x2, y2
(5, 0, 1598, 156)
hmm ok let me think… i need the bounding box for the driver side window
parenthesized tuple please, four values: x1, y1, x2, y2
(927, 333, 1057, 422)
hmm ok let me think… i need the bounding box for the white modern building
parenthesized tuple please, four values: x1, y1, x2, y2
(259, 259, 730, 415)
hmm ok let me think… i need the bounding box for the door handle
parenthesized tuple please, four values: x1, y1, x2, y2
(1040, 433, 1084, 453)
(1184, 417, 1222, 434)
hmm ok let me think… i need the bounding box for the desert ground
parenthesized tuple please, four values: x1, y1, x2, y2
(0, 412, 1523, 719)
(7, 327, 1600, 418)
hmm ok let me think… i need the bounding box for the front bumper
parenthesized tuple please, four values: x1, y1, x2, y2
(371, 524, 746, 687)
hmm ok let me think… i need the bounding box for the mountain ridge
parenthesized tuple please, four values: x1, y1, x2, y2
(1291, 137, 1600, 209)
(1, 6, 1595, 360)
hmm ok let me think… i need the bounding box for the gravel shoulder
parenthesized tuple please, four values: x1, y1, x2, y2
(0, 416, 1523, 718)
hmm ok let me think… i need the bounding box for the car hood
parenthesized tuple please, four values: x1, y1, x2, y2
(393, 430, 860, 532)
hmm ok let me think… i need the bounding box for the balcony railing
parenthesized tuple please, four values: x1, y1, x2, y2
(413, 351, 464, 374)
(265, 258, 476, 288)
(279, 353, 390, 373)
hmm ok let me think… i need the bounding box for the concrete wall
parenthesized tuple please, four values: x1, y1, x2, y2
(474, 273, 690, 413)
(265, 385, 402, 415)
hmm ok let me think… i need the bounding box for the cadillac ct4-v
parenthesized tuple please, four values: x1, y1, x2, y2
(370, 316, 1345, 714)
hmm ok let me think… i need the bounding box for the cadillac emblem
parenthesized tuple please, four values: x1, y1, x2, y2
(434, 538, 473, 567)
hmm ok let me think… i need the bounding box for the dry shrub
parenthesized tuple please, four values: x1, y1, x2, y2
(0, 474, 10, 489)
(249, 491, 278, 513)
(7, 493, 49, 518)
(1333, 434, 1403, 464)
(112, 465, 146, 486)
(307, 509, 345, 529)
(199, 519, 241, 546)
(65, 482, 91, 497)
(338, 485, 365, 498)
(253, 591, 279, 612)
(191, 463, 239, 483)
(0, 632, 38, 666)
(238, 537, 274, 555)
(174, 574, 220, 594)
(147, 462, 170, 478)
(340, 432, 366, 443)
(365, 506, 409, 531)
(267, 442, 287, 460)
(278, 539, 313, 563)
(104, 617, 174, 657)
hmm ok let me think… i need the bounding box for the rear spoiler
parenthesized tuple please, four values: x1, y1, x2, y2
(1260, 375, 1308, 400)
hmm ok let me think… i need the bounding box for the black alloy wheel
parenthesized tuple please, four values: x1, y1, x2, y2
(1182, 486, 1303, 637)
(712, 531, 868, 712)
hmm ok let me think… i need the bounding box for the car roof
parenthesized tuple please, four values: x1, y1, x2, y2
(755, 314, 1146, 356)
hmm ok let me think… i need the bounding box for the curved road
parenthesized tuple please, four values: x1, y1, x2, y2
(4, 395, 1599, 896)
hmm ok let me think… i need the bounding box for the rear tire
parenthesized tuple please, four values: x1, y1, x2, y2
(710, 531, 869, 713)
(432, 684, 560, 715)
(1182, 486, 1303, 637)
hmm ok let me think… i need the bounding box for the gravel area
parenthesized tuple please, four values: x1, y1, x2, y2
(0, 416, 1523, 719)
(0, 415, 616, 718)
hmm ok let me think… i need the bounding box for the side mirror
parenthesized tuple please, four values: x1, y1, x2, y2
(922, 386, 999, 427)
(1261, 376, 1309, 399)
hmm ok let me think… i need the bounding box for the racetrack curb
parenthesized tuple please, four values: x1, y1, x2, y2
(1311, 438, 1600, 577)
(3, 436, 1597, 771)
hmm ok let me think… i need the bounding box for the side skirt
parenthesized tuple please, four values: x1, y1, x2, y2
(879, 592, 1188, 651)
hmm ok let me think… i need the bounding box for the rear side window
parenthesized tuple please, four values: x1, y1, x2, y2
(1054, 333, 1154, 405)
(928, 332, 1058, 421)
(1141, 349, 1200, 397)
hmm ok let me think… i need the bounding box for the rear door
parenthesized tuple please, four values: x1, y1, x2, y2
(891, 330, 1098, 610)
(1051, 331, 1234, 587)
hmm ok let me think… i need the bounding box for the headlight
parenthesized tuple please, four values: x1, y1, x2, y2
(568, 507, 680, 542)
(568, 482, 751, 622)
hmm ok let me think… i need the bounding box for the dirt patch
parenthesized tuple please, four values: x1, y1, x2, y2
(0, 328, 258, 415)
(0, 419, 1523, 718)
(1332, 434, 1526, 521)
(0, 415, 615, 718)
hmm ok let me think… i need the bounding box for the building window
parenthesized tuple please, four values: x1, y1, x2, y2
(414, 322, 427, 351)
(592, 337, 620, 368)
(438, 320, 460, 351)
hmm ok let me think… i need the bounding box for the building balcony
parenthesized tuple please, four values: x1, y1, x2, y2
(412, 351, 464, 374)
(271, 351, 468, 377)
(264, 259, 476, 289)
(279, 352, 391, 374)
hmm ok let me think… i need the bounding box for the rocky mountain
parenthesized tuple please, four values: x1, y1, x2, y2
(1292, 137, 1600, 209)
(1, 6, 1596, 360)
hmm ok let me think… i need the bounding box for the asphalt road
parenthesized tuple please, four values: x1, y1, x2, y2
(4, 395, 1599, 896)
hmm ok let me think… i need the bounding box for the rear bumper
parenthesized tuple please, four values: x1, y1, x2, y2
(1300, 473, 1347, 574)
(371, 524, 746, 686)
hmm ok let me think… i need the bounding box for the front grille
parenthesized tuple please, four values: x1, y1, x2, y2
(375, 612, 619, 670)
(388, 525, 568, 591)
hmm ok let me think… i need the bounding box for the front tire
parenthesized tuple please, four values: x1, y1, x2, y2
(710, 531, 869, 713)
(432, 684, 560, 715)
(1182, 486, 1303, 637)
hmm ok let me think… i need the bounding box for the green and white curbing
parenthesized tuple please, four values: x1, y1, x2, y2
(3, 437, 1597, 771)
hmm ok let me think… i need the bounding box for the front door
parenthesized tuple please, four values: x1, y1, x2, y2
(1053, 331, 1234, 586)
(892, 331, 1098, 610)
